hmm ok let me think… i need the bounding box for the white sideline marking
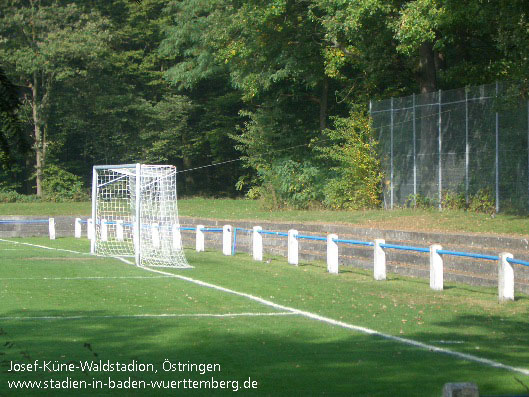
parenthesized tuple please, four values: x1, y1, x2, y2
(2, 238, 529, 376)
(141, 266, 529, 376)
(0, 238, 133, 265)
(0, 312, 295, 321)
(0, 276, 171, 281)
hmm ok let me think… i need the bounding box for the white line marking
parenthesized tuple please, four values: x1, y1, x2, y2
(0, 238, 134, 265)
(0, 312, 296, 321)
(141, 266, 529, 376)
(2, 238, 529, 376)
(0, 276, 171, 281)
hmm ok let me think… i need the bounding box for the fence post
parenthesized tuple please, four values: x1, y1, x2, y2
(87, 218, 95, 242)
(438, 89, 442, 211)
(374, 239, 386, 281)
(498, 252, 514, 302)
(74, 218, 82, 238)
(327, 234, 338, 274)
(430, 244, 443, 290)
(465, 89, 470, 205)
(495, 81, 500, 213)
(196, 225, 205, 252)
(152, 223, 160, 249)
(116, 220, 124, 242)
(172, 224, 182, 250)
(48, 218, 56, 240)
(390, 97, 394, 209)
(133, 222, 140, 265)
(412, 93, 417, 201)
(253, 226, 263, 261)
(288, 229, 298, 265)
(101, 219, 108, 242)
(223, 225, 232, 256)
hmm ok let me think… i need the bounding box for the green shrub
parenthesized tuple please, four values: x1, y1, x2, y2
(442, 190, 466, 210)
(0, 190, 40, 203)
(315, 108, 383, 210)
(469, 187, 495, 214)
(405, 193, 436, 209)
(42, 164, 89, 202)
(256, 159, 325, 210)
(405, 189, 496, 214)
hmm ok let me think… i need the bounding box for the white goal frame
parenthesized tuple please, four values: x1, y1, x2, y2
(91, 163, 189, 268)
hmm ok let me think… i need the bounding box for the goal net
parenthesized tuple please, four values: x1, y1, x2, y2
(91, 164, 190, 268)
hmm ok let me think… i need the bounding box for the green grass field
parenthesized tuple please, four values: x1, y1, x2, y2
(1, 237, 529, 396)
(1, 198, 528, 236)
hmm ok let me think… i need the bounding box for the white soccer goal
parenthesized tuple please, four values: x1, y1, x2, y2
(91, 164, 190, 268)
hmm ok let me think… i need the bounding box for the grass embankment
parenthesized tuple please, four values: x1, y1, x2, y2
(1, 198, 528, 236)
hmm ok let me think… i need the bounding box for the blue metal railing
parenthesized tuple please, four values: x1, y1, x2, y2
(259, 230, 289, 237)
(3, 218, 529, 270)
(297, 234, 327, 242)
(0, 219, 49, 224)
(380, 243, 430, 253)
(437, 249, 499, 261)
(507, 257, 529, 267)
(333, 238, 375, 247)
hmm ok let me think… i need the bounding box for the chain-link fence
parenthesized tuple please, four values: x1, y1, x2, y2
(370, 82, 529, 213)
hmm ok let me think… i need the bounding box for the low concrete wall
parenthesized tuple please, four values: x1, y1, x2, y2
(0, 216, 78, 239)
(2, 215, 528, 294)
(179, 217, 529, 295)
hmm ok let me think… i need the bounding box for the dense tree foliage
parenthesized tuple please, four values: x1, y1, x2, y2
(1, 0, 528, 206)
(0, 66, 29, 191)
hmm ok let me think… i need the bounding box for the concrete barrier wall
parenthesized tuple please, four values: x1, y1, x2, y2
(2, 215, 528, 294)
(0, 216, 77, 238)
(179, 217, 529, 295)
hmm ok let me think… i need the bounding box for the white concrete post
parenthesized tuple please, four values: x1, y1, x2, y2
(74, 218, 82, 238)
(87, 218, 95, 241)
(498, 252, 514, 302)
(101, 219, 108, 242)
(430, 244, 443, 291)
(327, 234, 339, 274)
(196, 225, 205, 252)
(151, 223, 160, 249)
(374, 239, 386, 281)
(253, 226, 263, 261)
(133, 222, 140, 265)
(172, 224, 182, 250)
(223, 225, 232, 255)
(288, 229, 298, 265)
(48, 218, 56, 240)
(116, 220, 124, 242)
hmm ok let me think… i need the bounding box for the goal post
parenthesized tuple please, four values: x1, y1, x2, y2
(91, 163, 190, 268)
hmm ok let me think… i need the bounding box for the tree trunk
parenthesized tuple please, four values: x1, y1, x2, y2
(181, 132, 193, 195)
(319, 78, 328, 131)
(418, 42, 437, 93)
(31, 71, 44, 197)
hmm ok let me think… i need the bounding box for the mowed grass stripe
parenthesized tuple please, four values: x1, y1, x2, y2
(0, 238, 285, 318)
(1, 238, 529, 395)
(168, 250, 529, 371)
(0, 314, 524, 396)
(0, 311, 296, 321)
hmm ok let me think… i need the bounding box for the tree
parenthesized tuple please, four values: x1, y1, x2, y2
(0, 65, 30, 190)
(161, 0, 345, 195)
(0, 0, 112, 195)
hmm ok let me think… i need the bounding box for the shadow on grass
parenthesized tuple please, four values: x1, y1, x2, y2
(410, 312, 529, 370)
(0, 308, 527, 396)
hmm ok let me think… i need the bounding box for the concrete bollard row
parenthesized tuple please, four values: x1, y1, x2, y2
(222, 225, 232, 256)
(78, 220, 519, 303)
